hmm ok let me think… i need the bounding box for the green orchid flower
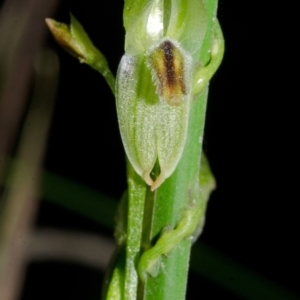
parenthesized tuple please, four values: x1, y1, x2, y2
(116, 0, 208, 190)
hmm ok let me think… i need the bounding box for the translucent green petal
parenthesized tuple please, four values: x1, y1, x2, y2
(124, 0, 164, 55)
(166, 0, 207, 55)
(116, 54, 158, 185)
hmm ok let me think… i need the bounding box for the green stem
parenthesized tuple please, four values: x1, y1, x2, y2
(124, 160, 147, 300)
(88, 58, 115, 94)
(136, 1, 219, 299)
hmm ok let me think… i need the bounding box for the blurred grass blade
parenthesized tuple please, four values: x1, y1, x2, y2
(42, 172, 116, 229)
(0, 49, 59, 300)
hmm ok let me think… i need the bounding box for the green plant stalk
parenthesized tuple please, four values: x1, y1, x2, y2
(123, 160, 147, 299)
(124, 1, 219, 299)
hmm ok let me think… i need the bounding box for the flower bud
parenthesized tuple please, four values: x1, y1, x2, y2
(46, 15, 110, 74)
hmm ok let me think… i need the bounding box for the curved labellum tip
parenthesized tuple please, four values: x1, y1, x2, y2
(150, 172, 166, 191)
(143, 171, 154, 187)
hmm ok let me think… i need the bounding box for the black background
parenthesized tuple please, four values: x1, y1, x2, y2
(0, 0, 296, 299)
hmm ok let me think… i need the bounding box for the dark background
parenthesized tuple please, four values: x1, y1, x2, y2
(0, 0, 296, 299)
